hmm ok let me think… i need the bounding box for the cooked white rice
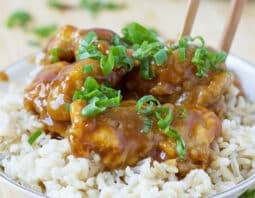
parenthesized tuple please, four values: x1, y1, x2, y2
(0, 73, 255, 198)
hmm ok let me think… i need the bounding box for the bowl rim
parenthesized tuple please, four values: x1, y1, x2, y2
(1, 54, 255, 198)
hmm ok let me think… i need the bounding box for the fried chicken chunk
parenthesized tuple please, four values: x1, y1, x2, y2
(24, 59, 126, 136)
(69, 100, 221, 175)
(42, 25, 116, 64)
(125, 47, 233, 115)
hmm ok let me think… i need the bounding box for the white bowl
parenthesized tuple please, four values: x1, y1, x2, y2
(0, 54, 255, 198)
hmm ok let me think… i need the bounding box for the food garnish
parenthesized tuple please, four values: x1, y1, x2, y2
(136, 95, 186, 160)
(79, 0, 125, 15)
(73, 77, 122, 117)
(172, 36, 227, 77)
(28, 130, 42, 145)
(6, 10, 32, 28)
(47, 0, 73, 10)
(176, 107, 188, 119)
(49, 48, 65, 63)
(82, 64, 94, 74)
(33, 24, 58, 38)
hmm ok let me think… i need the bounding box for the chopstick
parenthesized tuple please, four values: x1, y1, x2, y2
(219, 0, 246, 53)
(180, 0, 200, 37)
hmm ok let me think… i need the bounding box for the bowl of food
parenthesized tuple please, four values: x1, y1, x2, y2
(0, 22, 255, 198)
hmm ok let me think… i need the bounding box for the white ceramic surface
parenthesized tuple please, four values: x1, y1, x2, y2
(0, 54, 255, 198)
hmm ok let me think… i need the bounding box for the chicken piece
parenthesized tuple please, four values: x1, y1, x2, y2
(171, 105, 221, 176)
(24, 61, 68, 114)
(24, 59, 126, 136)
(47, 58, 126, 122)
(69, 100, 221, 175)
(24, 62, 70, 136)
(125, 47, 233, 114)
(42, 25, 117, 64)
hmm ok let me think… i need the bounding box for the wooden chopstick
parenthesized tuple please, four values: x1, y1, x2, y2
(220, 0, 246, 53)
(180, 0, 200, 37)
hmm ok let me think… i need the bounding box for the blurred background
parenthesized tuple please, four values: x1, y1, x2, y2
(0, 0, 254, 67)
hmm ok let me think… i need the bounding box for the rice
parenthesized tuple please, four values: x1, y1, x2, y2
(0, 75, 255, 197)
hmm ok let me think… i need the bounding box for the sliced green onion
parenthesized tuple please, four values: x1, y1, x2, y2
(33, 24, 58, 38)
(100, 53, 114, 75)
(139, 59, 154, 80)
(65, 103, 71, 112)
(75, 77, 122, 118)
(122, 22, 158, 44)
(77, 31, 103, 61)
(142, 117, 153, 133)
(28, 130, 42, 145)
(178, 47, 186, 62)
(83, 64, 94, 74)
(191, 36, 205, 47)
(176, 136, 186, 161)
(153, 49, 168, 66)
(96, 90, 121, 108)
(164, 126, 186, 161)
(83, 31, 98, 44)
(155, 106, 173, 129)
(48, 0, 72, 10)
(135, 95, 187, 160)
(83, 76, 100, 93)
(6, 10, 32, 28)
(176, 107, 188, 119)
(50, 48, 65, 63)
(135, 95, 160, 115)
(172, 35, 227, 77)
(80, 0, 125, 15)
(81, 97, 106, 117)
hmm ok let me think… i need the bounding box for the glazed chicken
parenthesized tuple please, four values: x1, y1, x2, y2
(25, 59, 126, 136)
(125, 47, 233, 116)
(24, 24, 231, 176)
(42, 25, 116, 64)
(69, 100, 221, 176)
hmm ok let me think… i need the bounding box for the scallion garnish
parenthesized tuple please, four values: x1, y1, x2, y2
(33, 24, 58, 38)
(79, 0, 125, 15)
(154, 49, 168, 66)
(136, 95, 186, 160)
(77, 32, 134, 75)
(48, 0, 72, 10)
(142, 117, 153, 133)
(50, 48, 65, 62)
(73, 77, 122, 118)
(155, 106, 173, 129)
(77, 31, 103, 61)
(100, 52, 115, 75)
(135, 95, 160, 115)
(65, 103, 71, 112)
(176, 107, 188, 119)
(122, 23, 170, 79)
(171, 36, 226, 78)
(122, 22, 158, 45)
(28, 130, 42, 145)
(83, 64, 94, 74)
(6, 10, 32, 28)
